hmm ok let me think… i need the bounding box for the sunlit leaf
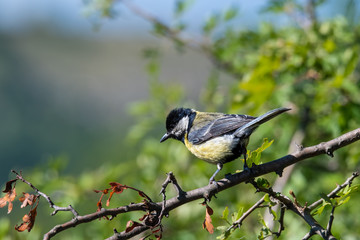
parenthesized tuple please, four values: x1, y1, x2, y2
(221, 206, 229, 220)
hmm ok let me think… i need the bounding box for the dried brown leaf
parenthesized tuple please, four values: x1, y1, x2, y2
(139, 213, 148, 221)
(96, 193, 105, 212)
(2, 179, 17, 193)
(202, 204, 214, 234)
(125, 220, 143, 233)
(15, 203, 38, 232)
(0, 187, 16, 213)
(106, 191, 115, 206)
(109, 182, 127, 194)
(19, 193, 37, 208)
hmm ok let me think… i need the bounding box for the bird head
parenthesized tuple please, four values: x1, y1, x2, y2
(160, 108, 194, 143)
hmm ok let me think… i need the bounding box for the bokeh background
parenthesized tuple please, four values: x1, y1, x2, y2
(1, 0, 360, 239)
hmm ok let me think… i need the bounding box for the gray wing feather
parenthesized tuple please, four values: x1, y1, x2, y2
(188, 114, 255, 144)
(188, 108, 290, 145)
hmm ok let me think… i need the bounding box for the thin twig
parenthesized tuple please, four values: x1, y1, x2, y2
(119, 0, 243, 79)
(227, 195, 266, 231)
(308, 172, 359, 211)
(120, 0, 200, 48)
(277, 206, 286, 236)
(158, 172, 186, 224)
(326, 206, 335, 237)
(11, 170, 79, 218)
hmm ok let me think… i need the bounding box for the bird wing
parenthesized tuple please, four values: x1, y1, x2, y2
(187, 114, 255, 145)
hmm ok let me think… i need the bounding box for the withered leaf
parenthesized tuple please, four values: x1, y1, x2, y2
(106, 191, 115, 207)
(94, 182, 151, 210)
(202, 204, 214, 234)
(96, 198, 103, 212)
(0, 187, 16, 214)
(152, 227, 161, 233)
(139, 213, 148, 221)
(94, 187, 110, 214)
(94, 189, 109, 194)
(19, 193, 37, 208)
(107, 182, 128, 206)
(15, 203, 38, 232)
(109, 182, 127, 194)
(96, 192, 106, 212)
(125, 220, 143, 233)
(2, 179, 17, 193)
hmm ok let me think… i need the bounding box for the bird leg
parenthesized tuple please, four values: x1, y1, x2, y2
(243, 151, 250, 171)
(209, 163, 223, 184)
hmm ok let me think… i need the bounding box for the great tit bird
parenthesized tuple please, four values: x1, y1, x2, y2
(160, 107, 290, 183)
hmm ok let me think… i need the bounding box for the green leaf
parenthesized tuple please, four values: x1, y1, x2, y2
(142, 48, 160, 59)
(259, 138, 274, 151)
(146, 61, 159, 76)
(311, 200, 330, 216)
(247, 138, 274, 165)
(258, 213, 268, 228)
(319, 193, 332, 204)
(256, 178, 270, 188)
(152, 22, 168, 36)
(231, 207, 243, 222)
(224, 8, 238, 21)
(221, 206, 229, 220)
(203, 14, 219, 34)
(270, 209, 277, 220)
(336, 196, 350, 206)
(216, 228, 233, 240)
(174, 0, 194, 17)
(264, 194, 270, 203)
(343, 184, 350, 195)
(261, 0, 288, 13)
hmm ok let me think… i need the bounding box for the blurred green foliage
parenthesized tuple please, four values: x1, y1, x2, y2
(2, 0, 360, 239)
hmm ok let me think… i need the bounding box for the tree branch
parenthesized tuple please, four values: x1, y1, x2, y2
(40, 128, 360, 239)
(105, 225, 150, 240)
(250, 181, 338, 240)
(43, 202, 160, 240)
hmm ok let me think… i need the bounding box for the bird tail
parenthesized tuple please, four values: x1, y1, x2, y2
(234, 107, 291, 137)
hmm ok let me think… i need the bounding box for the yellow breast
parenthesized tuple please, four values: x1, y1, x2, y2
(184, 133, 235, 164)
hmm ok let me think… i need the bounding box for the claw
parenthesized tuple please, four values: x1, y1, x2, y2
(209, 163, 223, 184)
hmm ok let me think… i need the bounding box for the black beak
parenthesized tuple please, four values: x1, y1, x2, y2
(160, 133, 170, 143)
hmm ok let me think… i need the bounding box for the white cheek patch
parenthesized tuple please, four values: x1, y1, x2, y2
(175, 116, 189, 133)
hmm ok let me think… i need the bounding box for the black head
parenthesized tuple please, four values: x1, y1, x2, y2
(160, 108, 194, 143)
